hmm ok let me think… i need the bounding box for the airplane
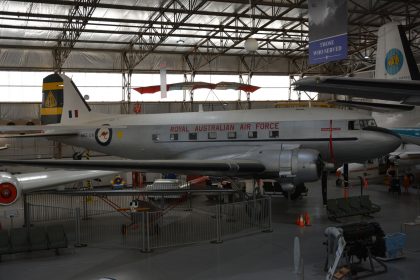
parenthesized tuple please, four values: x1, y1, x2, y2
(294, 22, 420, 181)
(0, 73, 401, 200)
(335, 144, 420, 185)
(294, 22, 420, 145)
(0, 169, 116, 206)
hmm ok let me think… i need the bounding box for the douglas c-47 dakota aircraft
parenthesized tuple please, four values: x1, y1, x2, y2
(0, 73, 402, 204)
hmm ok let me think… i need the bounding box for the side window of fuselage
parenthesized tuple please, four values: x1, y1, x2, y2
(152, 134, 159, 141)
(228, 131, 237, 139)
(248, 131, 257, 138)
(348, 121, 355, 130)
(170, 133, 178, 141)
(208, 132, 217, 139)
(269, 130, 279, 138)
(189, 133, 198, 140)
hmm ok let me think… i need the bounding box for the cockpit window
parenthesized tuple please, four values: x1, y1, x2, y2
(348, 119, 377, 130)
(366, 119, 377, 127)
(359, 119, 377, 128)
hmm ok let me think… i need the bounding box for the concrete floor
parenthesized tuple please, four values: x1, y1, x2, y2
(1, 179, 420, 280)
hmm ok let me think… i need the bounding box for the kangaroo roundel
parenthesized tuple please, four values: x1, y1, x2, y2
(95, 127, 113, 146)
(385, 48, 404, 75)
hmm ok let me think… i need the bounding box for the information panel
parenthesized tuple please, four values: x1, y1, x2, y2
(308, 0, 348, 65)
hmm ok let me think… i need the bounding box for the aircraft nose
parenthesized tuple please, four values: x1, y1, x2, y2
(363, 126, 402, 154)
(363, 126, 401, 140)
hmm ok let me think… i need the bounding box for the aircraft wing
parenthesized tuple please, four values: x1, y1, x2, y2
(0, 169, 117, 205)
(0, 125, 126, 138)
(14, 170, 117, 193)
(294, 76, 420, 105)
(0, 125, 79, 138)
(0, 159, 266, 177)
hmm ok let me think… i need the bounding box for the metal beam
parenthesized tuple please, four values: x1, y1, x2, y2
(0, 10, 308, 34)
(0, 24, 308, 44)
(53, 0, 100, 72)
(6, 0, 307, 22)
(185, 0, 306, 72)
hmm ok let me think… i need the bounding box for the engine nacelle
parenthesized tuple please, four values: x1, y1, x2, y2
(0, 172, 21, 205)
(258, 149, 322, 185)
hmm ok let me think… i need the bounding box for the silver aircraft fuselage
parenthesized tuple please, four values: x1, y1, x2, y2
(50, 107, 401, 165)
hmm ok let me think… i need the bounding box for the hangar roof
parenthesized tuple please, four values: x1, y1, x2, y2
(1, 0, 420, 75)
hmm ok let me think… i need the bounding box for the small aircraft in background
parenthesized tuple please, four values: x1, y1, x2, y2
(0, 144, 9, 150)
(336, 144, 420, 185)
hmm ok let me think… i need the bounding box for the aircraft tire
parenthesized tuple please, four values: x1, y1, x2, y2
(283, 183, 307, 200)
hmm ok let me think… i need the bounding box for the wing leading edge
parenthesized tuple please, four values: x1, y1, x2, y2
(15, 170, 117, 193)
(0, 159, 266, 177)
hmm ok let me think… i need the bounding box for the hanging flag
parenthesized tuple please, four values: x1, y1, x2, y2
(160, 68, 167, 98)
(134, 82, 260, 94)
(308, 0, 348, 64)
(215, 82, 260, 92)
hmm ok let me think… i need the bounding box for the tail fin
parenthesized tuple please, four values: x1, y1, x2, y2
(41, 74, 91, 125)
(375, 22, 420, 80)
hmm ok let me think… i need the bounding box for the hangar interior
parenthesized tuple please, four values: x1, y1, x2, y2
(1, 1, 420, 280)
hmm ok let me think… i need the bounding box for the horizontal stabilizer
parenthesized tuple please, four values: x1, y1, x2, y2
(0, 131, 79, 138)
(0, 125, 127, 138)
(0, 159, 266, 177)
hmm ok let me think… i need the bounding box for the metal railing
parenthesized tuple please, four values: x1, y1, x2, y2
(26, 195, 272, 252)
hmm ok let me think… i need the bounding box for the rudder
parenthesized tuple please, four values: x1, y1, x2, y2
(41, 74, 64, 125)
(375, 22, 420, 80)
(41, 74, 91, 125)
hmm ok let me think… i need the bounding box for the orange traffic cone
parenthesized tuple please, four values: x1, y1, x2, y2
(304, 212, 311, 226)
(298, 214, 305, 227)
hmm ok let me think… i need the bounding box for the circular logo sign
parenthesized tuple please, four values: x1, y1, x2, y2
(95, 127, 112, 146)
(385, 48, 404, 75)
